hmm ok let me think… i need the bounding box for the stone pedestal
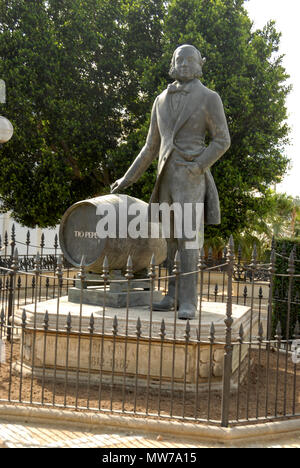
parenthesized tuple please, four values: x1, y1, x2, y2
(15, 298, 256, 392)
(69, 270, 162, 308)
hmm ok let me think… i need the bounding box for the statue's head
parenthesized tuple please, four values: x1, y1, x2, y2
(169, 44, 206, 82)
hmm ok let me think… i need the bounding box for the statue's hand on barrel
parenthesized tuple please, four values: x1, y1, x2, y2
(110, 176, 130, 194)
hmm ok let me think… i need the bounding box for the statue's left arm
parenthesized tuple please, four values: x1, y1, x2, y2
(111, 97, 161, 193)
(198, 91, 231, 170)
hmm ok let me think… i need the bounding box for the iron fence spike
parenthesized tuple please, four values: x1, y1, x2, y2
(276, 321, 282, 338)
(89, 313, 95, 331)
(136, 317, 142, 337)
(160, 318, 166, 335)
(113, 315, 118, 334)
(22, 309, 27, 324)
(174, 250, 180, 263)
(289, 250, 295, 264)
(44, 310, 49, 324)
(103, 256, 109, 269)
(271, 235, 276, 250)
(127, 255, 133, 268)
(270, 248, 276, 263)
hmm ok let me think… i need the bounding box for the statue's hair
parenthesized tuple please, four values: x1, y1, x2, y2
(169, 44, 206, 79)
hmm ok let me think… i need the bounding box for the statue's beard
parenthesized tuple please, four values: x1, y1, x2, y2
(169, 64, 202, 81)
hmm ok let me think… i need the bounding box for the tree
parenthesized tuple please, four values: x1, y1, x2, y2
(291, 197, 300, 237)
(0, 0, 166, 227)
(0, 0, 291, 234)
(159, 0, 290, 241)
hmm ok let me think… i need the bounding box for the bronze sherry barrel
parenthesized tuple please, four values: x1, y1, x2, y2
(59, 194, 167, 273)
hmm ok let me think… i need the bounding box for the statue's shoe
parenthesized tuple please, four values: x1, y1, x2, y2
(152, 295, 177, 311)
(178, 306, 196, 320)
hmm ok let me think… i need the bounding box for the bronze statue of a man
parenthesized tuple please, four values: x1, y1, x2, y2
(111, 44, 230, 319)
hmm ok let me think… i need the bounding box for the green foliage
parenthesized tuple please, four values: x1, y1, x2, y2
(0, 0, 290, 231)
(272, 238, 300, 339)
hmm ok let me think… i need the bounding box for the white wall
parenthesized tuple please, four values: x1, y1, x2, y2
(0, 212, 61, 257)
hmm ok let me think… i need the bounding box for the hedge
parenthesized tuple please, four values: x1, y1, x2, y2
(272, 238, 300, 339)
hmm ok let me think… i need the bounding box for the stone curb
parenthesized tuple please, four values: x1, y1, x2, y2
(0, 405, 300, 443)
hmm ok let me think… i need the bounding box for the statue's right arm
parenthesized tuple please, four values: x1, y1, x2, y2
(111, 97, 161, 193)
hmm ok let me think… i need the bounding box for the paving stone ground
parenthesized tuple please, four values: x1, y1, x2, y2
(0, 418, 300, 448)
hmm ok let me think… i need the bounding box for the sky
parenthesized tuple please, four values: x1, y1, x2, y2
(245, 0, 300, 199)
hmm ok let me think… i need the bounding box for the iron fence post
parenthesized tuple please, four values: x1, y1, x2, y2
(7, 249, 18, 341)
(221, 235, 235, 428)
(267, 249, 276, 340)
(10, 224, 16, 260)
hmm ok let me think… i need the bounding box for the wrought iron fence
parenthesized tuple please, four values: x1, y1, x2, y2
(0, 235, 299, 428)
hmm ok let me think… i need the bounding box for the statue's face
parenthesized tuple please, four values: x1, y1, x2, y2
(174, 46, 200, 82)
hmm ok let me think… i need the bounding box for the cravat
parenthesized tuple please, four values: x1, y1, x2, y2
(167, 82, 190, 94)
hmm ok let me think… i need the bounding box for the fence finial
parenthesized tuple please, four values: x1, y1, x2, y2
(66, 312, 72, 332)
(12, 248, 19, 270)
(125, 255, 134, 280)
(54, 233, 58, 249)
(198, 248, 206, 270)
(209, 322, 215, 342)
(14, 247, 19, 260)
(112, 315, 118, 335)
(251, 243, 257, 264)
(271, 235, 276, 251)
(237, 245, 242, 263)
(148, 254, 156, 280)
(127, 255, 132, 268)
(275, 321, 282, 340)
(239, 323, 244, 342)
(40, 233, 45, 248)
(102, 256, 109, 282)
(22, 309, 27, 326)
(160, 318, 166, 339)
(103, 255, 109, 269)
(43, 310, 49, 330)
(89, 313, 95, 333)
(136, 317, 142, 338)
(229, 234, 234, 250)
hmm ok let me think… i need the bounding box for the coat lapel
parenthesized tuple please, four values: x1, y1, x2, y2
(156, 89, 176, 131)
(172, 79, 201, 136)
